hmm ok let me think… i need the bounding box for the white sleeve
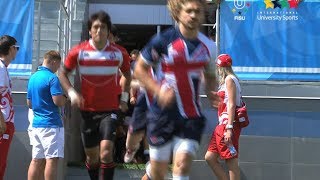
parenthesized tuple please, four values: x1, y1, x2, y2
(0, 67, 6, 87)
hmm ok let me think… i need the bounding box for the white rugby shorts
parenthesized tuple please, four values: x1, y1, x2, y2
(149, 136, 199, 162)
(31, 127, 64, 159)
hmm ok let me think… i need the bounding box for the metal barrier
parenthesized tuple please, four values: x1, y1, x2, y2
(34, 0, 79, 65)
(199, 95, 320, 100)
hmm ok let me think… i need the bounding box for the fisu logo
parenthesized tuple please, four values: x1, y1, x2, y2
(232, 0, 250, 21)
(234, 0, 246, 9)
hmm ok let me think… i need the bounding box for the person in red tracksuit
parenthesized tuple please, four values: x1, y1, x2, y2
(205, 54, 242, 180)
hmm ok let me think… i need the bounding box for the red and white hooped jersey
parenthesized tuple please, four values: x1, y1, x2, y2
(0, 60, 14, 123)
(64, 39, 131, 111)
(217, 75, 242, 124)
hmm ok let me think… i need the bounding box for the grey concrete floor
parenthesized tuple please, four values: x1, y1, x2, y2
(66, 166, 173, 180)
(66, 166, 145, 180)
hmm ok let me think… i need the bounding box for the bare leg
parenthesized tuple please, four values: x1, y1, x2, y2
(124, 130, 144, 163)
(44, 158, 59, 180)
(126, 130, 144, 150)
(172, 152, 193, 177)
(142, 136, 150, 162)
(226, 158, 240, 180)
(84, 146, 100, 180)
(28, 159, 46, 180)
(100, 140, 116, 179)
(100, 140, 114, 163)
(205, 151, 228, 180)
(150, 159, 168, 180)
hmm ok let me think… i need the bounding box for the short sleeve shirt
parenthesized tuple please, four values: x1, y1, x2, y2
(140, 27, 217, 119)
(64, 40, 131, 111)
(27, 66, 63, 128)
(0, 60, 14, 123)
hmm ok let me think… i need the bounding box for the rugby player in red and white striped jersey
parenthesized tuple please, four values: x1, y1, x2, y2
(59, 11, 131, 180)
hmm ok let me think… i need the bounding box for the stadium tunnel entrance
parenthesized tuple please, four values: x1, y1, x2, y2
(114, 24, 171, 52)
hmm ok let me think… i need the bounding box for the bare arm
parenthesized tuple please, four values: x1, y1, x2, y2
(52, 95, 67, 107)
(129, 82, 139, 105)
(58, 67, 82, 107)
(204, 63, 219, 108)
(120, 71, 132, 94)
(58, 67, 73, 92)
(118, 71, 132, 112)
(204, 71, 217, 97)
(225, 76, 236, 125)
(0, 111, 6, 136)
(134, 57, 160, 98)
(27, 99, 32, 109)
(134, 56, 175, 108)
(224, 76, 237, 143)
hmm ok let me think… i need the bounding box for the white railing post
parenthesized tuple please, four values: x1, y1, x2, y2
(58, 7, 62, 54)
(36, 0, 41, 69)
(68, 0, 73, 51)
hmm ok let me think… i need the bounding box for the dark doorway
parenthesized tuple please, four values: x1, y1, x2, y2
(114, 24, 171, 53)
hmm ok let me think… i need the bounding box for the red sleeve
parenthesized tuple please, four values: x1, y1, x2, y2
(64, 45, 80, 71)
(119, 46, 131, 73)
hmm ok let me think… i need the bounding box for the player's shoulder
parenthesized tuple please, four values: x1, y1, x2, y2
(112, 43, 127, 52)
(159, 27, 179, 41)
(148, 27, 178, 47)
(71, 40, 91, 51)
(160, 27, 176, 36)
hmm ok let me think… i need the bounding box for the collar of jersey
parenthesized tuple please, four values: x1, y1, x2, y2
(89, 39, 109, 51)
(37, 66, 53, 73)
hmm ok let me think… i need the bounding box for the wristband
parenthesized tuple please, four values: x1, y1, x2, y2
(67, 88, 77, 102)
(226, 124, 233, 129)
(121, 92, 129, 102)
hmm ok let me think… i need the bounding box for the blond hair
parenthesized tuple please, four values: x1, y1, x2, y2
(167, 0, 207, 22)
(217, 66, 239, 86)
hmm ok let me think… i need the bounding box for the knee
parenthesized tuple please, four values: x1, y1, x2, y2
(31, 159, 46, 167)
(205, 152, 218, 164)
(151, 167, 166, 179)
(100, 149, 113, 162)
(174, 160, 191, 175)
(226, 158, 240, 171)
(149, 162, 167, 179)
(86, 155, 99, 165)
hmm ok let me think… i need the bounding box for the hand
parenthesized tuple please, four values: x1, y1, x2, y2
(68, 88, 84, 108)
(120, 101, 128, 112)
(130, 97, 137, 105)
(224, 129, 233, 144)
(209, 91, 220, 108)
(72, 95, 84, 108)
(0, 120, 6, 136)
(157, 86, 175, 109)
